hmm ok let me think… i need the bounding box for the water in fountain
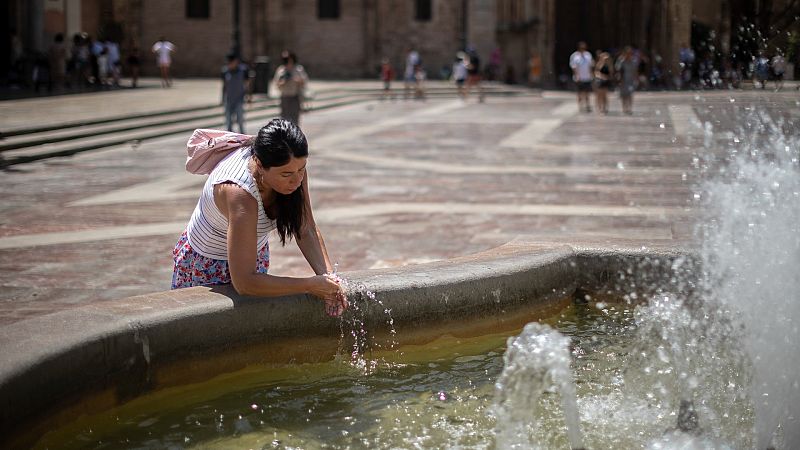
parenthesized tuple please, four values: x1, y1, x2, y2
(332, 270, 399, 374)
(489, 105, 798, 449)
(626, 107, 798, 449)
(493, 321, 584, 450)
(625, 292, 747, 449)
(694, 109, 800, 449)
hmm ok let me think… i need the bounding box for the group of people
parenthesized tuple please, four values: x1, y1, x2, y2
(752, 52, 789, 91)
(220, 50, 308, 135)
(679, 43, 791, 91)
(24, 32, 126, 93)
(10, 32, 176, 93)
(569, 41, 639, 115)
(379, 47, 431, 100)
(451, 49, 485, 102)
(378, 46, 485, 102)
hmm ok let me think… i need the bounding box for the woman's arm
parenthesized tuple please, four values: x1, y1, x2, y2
(295, 170, 333, 275)
(214, 183, 341, 301)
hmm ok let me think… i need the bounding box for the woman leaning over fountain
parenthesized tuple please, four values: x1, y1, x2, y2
(171, 118, 348, 317)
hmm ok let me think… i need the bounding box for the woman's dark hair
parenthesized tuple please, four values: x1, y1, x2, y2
(251, 118, 309, 245)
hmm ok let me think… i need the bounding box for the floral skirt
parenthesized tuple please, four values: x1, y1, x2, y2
(171, 231, 269, 289)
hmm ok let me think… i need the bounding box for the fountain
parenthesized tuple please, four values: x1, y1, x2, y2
(693, 111, 800, 449)
(494, 321, 584, 449)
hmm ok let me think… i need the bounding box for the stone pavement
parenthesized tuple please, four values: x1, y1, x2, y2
(1, 78, 798, 325)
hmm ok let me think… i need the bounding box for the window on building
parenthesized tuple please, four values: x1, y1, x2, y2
(415, 0, 432, 21)
(318, 0, 340, 19)
(186, 0, 210, 19)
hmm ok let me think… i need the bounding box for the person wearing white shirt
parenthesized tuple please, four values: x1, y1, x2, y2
(452, 53, 468, 98)
(403, 47, 420, 99)
(152, 37, 176, 87)
(569, 41, 594, 112)
(105, 40, 121, 86)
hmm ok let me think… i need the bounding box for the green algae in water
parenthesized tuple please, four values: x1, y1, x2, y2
(35, 301, 754, 449)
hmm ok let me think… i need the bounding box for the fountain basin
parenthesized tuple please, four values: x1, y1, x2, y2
(0, 239, 691, 449)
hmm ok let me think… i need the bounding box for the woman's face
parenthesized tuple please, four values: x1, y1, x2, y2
(262, 156, 307, 195)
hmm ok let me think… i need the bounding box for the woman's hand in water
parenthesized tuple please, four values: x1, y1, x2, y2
(309, 274, 348, 316)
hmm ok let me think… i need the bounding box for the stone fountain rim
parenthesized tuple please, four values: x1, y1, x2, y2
(0, 237, 692, 447)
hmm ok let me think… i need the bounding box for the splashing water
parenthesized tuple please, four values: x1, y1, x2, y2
(625, 108, 799, 449)
(627, 293, 750, 448)
(330, 271, 398, 374)
(489, 107, 798, 449)
(493, 322, 584, 450)
(695, 110, 800, 449)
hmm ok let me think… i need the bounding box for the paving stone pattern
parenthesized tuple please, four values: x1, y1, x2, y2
(1, 78, 798, 325)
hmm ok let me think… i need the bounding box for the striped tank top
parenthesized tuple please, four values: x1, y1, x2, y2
(185, 147, 276, 260)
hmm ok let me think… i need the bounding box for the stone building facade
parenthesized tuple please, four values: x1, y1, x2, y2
(5, 0, 798, 86)
(120, 0, 498, 81)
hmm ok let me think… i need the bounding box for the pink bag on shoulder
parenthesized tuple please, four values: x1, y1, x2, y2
(185, 128, 254, 174)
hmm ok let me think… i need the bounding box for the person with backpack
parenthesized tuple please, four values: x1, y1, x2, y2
(174, 119, 348, 317)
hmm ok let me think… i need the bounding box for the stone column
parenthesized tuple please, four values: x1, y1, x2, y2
(539, 0, 556, 86)
(66, 0, 82, 39)
(28, 0, 46, 52)
(362, 0, 378, 76)
(468, 0, 496, 61)
(112, 0, 141, 51)
(665, 0, 692, 80)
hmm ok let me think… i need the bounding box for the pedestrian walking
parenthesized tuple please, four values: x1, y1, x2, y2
(152, 36, 176, 87)
(380, 57, 395, 100)
(413, 64, 427, 100)
(527, 52, 542, 87)
(88, 35, 102, 87)
(48, 33, 67, 92)
(570, 41, 594, 112)
(221, 53, 250, 134)
(105, 39, 121, 87)
(69, 32, 90, 89)
(616, 46, 637, 115)
(754, 53, 770, 89)
(273, 50, 308, 125)
(464, 47, 485, 102)
(771, 53, 786, 91)
(175, 119, 348, 317)
(96, 45, 109, 86)
(126, 46, 141, 88)
(593, 51, 613, 114)
(403, 47, 420, 99)
(452, 52, 468, 98)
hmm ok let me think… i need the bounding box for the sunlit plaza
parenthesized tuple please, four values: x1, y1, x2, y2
(2, 1, 799, 449)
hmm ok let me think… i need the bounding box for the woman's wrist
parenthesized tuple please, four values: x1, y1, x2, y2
(302, 276, 317, 295)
